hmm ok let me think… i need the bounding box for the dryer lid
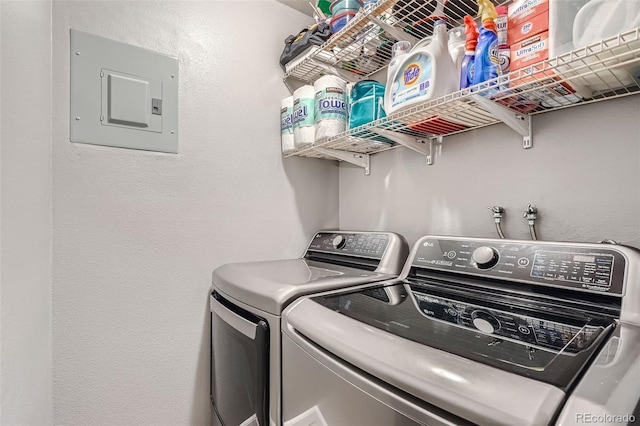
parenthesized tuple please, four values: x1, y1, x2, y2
(212, 258, 393, 314)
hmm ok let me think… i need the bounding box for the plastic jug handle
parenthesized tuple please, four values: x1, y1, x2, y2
(411, 36, 433, 52)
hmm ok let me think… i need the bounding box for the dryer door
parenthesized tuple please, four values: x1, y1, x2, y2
(210, 291, 269, 426)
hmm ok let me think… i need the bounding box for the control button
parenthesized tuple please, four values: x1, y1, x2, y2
(471, 311, 500, 334)
(472, 247, 499, 269)
(517, 257, 530, 267)
(332, 235, 346, 249)
(518, 325, 531, 335)
(446, 251, 457, 259)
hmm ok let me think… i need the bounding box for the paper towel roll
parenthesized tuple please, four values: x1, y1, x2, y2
(293, 85, 315, 147)
(314, 75, 348, 140)
(280, 96, 295, 153)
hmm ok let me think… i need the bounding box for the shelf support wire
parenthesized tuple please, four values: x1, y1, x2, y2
(368, 15, 421, 46)
(314, 148, 371, 175)
(470, 94, 533, 149)
(309, 60, 361, 83)
(369, 128, 434, 164)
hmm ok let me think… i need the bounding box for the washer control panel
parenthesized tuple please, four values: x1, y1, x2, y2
(308, 232, 390, 258)
(412, 237, 626, 295)
(411, 291, 603, 352)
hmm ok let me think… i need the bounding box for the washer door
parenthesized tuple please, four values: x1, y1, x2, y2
(210, 291, 269, 426)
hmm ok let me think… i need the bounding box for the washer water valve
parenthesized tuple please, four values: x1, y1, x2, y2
(487, 206, 506, 239)
(524, 204, 538, 240)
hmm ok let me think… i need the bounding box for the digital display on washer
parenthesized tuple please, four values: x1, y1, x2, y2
(573, 255, 595, 263)
(531, 251, 614, 289)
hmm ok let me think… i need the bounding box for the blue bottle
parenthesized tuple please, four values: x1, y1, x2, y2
(472, 0, 502, 86)
(460, 15, 479, 89)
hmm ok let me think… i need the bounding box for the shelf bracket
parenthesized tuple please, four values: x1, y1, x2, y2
(426, 135, 443, 165)
(315, 148, 370, 175)
(369, 128, 434, 164)
(470, 94, 533, 149)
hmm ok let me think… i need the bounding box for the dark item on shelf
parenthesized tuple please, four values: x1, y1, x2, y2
(279, 22, 332, 70)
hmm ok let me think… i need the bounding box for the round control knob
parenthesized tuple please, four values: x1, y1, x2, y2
(472, 246, 499, 269)
(332, 235, 346, 249)
(471, 311, 501, 334)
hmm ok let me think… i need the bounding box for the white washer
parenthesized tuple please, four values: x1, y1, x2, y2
(209, 231, 409, 426)
(281, 236, 640, 426)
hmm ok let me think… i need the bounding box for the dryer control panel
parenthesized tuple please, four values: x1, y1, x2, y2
(411, 237, 627, 296)
(308, 232, 390, 259)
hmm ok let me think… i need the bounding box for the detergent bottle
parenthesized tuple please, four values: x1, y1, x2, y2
(384, 20, 458, 115)
(472, 0, 501, 86)
(459, 15, 478, 89)
(448, 26, 466, 81)
(387, 40, 412, 84)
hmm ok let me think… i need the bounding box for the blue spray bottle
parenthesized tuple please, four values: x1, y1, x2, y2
(472, 0, 501, 86)
(460, 15, 479, 89)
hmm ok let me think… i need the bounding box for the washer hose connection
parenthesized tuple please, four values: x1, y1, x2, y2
(524, 204, 538, 240)
(488, 206, 506, 239)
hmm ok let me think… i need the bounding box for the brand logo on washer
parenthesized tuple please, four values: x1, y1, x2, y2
(423, 242, 434, 247)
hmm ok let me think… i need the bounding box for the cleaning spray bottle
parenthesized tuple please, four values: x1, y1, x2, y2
(460, 15, 479, 89)
(472, 0, 501, 86)
(384, 20, 458, 115)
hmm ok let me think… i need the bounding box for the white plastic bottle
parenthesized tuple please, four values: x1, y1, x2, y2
(384, 20, 458, 115)
(386, 40, 412, 86)
(448, 27, 466, 81)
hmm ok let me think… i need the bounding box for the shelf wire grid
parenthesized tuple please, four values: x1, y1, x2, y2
(284, 0, 510, 86)
(284, 28, 640, 160)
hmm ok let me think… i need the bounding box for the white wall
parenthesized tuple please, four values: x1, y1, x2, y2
(52, 1, 337, 424)
(0, 1, 53, 424)
(340, 95, 640, 248)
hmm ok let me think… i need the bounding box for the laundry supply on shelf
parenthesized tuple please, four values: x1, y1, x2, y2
(472, 0, 502, 85)
(459, 15, 479, 89)
(448, 26, 466, 81)
(293, 85, 316, 147)
(314, 75, 348, 140)
(349, 80, 387, 130)
(281, 96, 295, 152)
(496, 5, 510, 74)
(384, 20, 458, 115)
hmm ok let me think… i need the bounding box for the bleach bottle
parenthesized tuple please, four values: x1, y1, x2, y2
(448, 26, 466, 80)
(472, 0, 502, 86)
(384, 20, 458, 115)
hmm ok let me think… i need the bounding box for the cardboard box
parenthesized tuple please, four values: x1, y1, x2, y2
(510, 31, 549, 72)
(508, 0, 549, 28)
(508, 30, 591, 102)
(508, 9, 549, 45)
